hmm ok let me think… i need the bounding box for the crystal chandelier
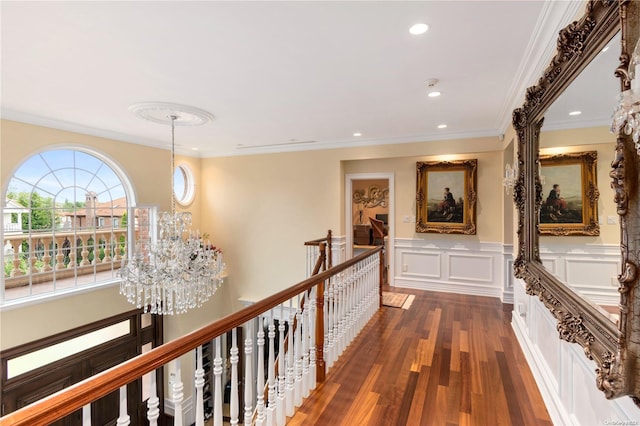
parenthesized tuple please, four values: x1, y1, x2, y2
(611, 37, 640, 153)
(120, 103, 224, 315)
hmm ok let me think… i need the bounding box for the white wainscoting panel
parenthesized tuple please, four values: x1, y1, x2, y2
(401, 251, 441, 279)
(540, 243, 620, 306)
(448, 253, 493, 282)
(394, 238, 505, 300)
(512, 279, 638, 425)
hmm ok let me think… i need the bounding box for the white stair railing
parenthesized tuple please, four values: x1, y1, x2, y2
(4, 244, 381, 426)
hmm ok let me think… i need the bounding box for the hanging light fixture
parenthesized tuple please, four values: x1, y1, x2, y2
(611, 37, 640, 152)
(119, 102, 224, 315)
(503, 162, 518, 196)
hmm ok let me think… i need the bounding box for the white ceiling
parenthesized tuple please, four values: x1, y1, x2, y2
(2, 1, 592, 158)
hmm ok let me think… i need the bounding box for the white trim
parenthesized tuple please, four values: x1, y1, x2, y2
(502, 246, 514, 304)
(512, 312, 572, 426)
(394, 277, 502, 299)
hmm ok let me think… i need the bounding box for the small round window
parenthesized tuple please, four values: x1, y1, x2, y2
(173, 163, 195, 206)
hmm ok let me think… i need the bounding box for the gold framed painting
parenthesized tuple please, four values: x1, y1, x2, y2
(539, 151, 599, 236)
(416, 159, 477, 234)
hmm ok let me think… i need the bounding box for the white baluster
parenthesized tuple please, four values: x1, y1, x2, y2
(302, 294, 310, 398)
(294, 295, 303, 407)
(244, 321, 254, 425)
(82, 404, 91, 426)
(256, 316, 266, 425)
(324, 279, 332, 369)
(332, 276, 340, 364)
(147, 370, 160, 426)
(214, 337, 223, 426)
(195, 346, 205, 426)
(358, 262, 365, 331)
(116, 385, 130, 426)
(267, 310, 276, 426)
(286, 299, 295, 417)
(353, 267, 359, 340)
(230, 329, 240, 426)
(173, 359, 184, 426)
(345, 271, 353, 345)
(338, 273, 346, 356)
(325, 279, 334, 368)
(277, 304, 287, 426)
(309, 286, 317, 391)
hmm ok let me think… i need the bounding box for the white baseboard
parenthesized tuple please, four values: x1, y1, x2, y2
(511, 314, 572, 426)
(393, 277, 502, 299)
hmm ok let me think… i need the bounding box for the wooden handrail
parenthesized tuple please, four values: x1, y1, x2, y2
(0, 245, 382, 426)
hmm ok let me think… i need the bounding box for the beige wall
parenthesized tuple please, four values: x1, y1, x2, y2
(0, 120, 233, 352)
(200, 135, 505, 302)
(199, 149, 343, 303)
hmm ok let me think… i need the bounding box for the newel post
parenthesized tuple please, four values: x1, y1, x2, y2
(315, 279, 326, 383)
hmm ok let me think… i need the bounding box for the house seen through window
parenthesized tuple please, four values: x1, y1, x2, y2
(2, 148, 142, 304)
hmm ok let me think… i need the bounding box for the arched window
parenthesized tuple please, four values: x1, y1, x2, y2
(2, 148, 135, 304)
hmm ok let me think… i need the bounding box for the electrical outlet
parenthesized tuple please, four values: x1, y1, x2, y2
(607, 216, 618, 225)
(402, 215, 410, 223)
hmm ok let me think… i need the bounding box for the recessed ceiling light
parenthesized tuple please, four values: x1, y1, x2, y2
(428, 91, 441, 98)
(191, 147, 199, 151)
(353, 132, 362, 137)
(569, 110, 582, 116)
(409, 23, 429, 35)
(437, 124, 447, 129)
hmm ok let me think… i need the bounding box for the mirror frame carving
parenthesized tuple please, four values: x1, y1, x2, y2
(513, 0, 640, 403)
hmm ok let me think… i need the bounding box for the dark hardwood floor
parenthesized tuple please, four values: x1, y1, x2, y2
(288, 287, 552, 426)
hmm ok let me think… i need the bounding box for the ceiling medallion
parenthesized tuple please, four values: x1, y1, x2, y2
(128, 102, 215, 126)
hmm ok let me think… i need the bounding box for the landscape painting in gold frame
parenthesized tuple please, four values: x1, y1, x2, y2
(539, 150, 599, 236)
(416, 159, 477, 234)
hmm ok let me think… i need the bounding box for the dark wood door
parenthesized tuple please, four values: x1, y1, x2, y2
(1, 310, 163, 425)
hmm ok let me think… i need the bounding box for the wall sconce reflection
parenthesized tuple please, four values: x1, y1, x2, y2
(503, 163, 518, 196)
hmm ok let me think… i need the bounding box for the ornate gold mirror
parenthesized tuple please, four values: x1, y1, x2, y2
(513, 0, 640, 403)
